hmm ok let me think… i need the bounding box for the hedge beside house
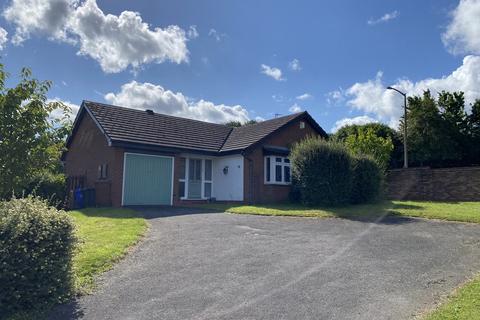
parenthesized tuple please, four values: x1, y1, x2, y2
(290, 138, 353, 206)
(290, 136, 382, 206)
(0, 197, 77, 317)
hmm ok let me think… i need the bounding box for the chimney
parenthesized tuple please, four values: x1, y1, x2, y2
(145, 109, 154, 115)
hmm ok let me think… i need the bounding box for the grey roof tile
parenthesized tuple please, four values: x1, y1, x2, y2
(81, 101, 324, 153)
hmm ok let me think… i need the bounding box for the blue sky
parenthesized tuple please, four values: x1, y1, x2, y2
(1, 0, 479, 132)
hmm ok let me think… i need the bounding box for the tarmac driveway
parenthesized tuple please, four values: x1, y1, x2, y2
(50, 207, 480, 320)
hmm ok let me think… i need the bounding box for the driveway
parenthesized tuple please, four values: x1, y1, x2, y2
(50, 208, 480, 320)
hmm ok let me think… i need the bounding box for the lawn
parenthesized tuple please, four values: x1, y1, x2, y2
(201, 200, 480, 223)
(424, 274, 480, 320)
(71, 207, 148, 293)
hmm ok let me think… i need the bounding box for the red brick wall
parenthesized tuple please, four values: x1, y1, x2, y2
(243, 118, 321, 203)
(387, 167, 480, 201)
(64, 112, 124, 207)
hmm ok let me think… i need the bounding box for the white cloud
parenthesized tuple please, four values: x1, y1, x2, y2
(442, 0, 480, 55)
(0, 27, 7, 50)
(187, 25, 199, 39)
(3, 0, 189, 73)
(326, 89, 345, 105)
(208, 28, 225, 41)
(367, 10, 399, 25)
(289, 58, 301, 71)
(331, 116, 378, 132)
(296, 93, 312, 100)
(345, 55, 480, 127)
(260, 64, 285, 81)
(104, 81, 251, 124)
(272, 94, 284, 102)
(289, 103, 302, 113)
(3, 0, 73, 44)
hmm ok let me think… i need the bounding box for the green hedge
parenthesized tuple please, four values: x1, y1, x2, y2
(290, 136, 383, 206)
(290, 137, 353, 206)
(350, 155, 382, 204)
(0, 197, 77, 317)
(25, 173, 67, 208)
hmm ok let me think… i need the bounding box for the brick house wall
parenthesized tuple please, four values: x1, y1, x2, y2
(386, 167, 480, 201)
(63, 112, 124, 207)
(243, 118, 320, 203)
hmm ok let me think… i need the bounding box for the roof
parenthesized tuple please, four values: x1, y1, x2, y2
(68, 100, 326, 154)
(220, 113, 302, 152)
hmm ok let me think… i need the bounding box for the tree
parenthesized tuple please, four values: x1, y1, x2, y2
(344, 126, 394, 171)
(333, 123, 402, 168)
(468, 99, 480, 164)
(224, 119, 258, 127)
(401, 91, 466, 167)
(0, 65, 71, 198)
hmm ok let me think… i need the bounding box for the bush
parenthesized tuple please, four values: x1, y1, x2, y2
(291, 137, 353, 206)
(350, 155, 382, 204)
(0, 197, 77, 317)
(25, 173, 67, 208)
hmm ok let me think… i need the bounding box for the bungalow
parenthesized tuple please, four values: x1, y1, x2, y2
(62, 101, 327, 207)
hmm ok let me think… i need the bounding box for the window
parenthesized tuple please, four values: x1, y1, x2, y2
(98, 163, 108, 180)
(264, 156, 291, 185)
(299, 121, 305, 129)
(266, 157, 271, 182)
(189, 159, 202, 181)
(179, 158, 186, 198)
(203, 159, 212, 198)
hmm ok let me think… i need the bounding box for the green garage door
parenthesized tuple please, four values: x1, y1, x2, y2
(123, 153, 173, 205)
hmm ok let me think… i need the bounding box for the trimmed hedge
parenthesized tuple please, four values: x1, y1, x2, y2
(350, 155, 382, 204)
(0, 197, 77, 317)
(290, 136, 383, 206)
(290, 137, 353, 206)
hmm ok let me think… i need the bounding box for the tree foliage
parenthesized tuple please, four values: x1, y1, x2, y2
(0, 65, 71, 198)
(400, 90, 480, 167)
(225, 119, 258, 127)
(344, 126, 394, 171)
(333, 122, 403, 168)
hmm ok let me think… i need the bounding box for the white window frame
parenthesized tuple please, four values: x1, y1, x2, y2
(264, 156, 291, 185)
(179, 156, 214, 200)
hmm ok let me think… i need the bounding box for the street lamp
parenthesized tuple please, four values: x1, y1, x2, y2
(387, 86, 408, 168)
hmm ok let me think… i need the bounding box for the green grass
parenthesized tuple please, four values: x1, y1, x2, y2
(424, 275, 480, 320)
(71, 207, 148, 293)
(201, 200, 480, 223)
(7, 207, 147, 320)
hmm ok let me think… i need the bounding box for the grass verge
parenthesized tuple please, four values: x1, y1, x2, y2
(71, 207, 148, 293)
(200, 200, 480, 223)
(423, 275, 480, 320)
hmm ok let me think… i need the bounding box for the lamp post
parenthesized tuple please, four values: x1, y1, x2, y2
(387, 86, 408, 168)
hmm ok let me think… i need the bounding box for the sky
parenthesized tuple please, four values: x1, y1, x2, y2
(0, 0, 479, 133)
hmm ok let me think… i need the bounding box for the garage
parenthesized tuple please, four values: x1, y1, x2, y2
(122, 153, 173, 206)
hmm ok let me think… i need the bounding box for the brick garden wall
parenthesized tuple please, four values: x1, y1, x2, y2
(386, 167, 480, 201)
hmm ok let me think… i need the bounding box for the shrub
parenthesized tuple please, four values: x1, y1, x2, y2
(25, 173, 67, 208)
(0, 197, 77, 317)
(290, 137, 353, 206)
(350, 155, 383, 204)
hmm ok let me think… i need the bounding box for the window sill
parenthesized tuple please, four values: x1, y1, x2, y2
(264, 182, 291, 186)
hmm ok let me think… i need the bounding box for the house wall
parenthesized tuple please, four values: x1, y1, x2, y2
(63, 112, 124, 207)
(243, 118, 320, 203)
(213, 155, 244, 201)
